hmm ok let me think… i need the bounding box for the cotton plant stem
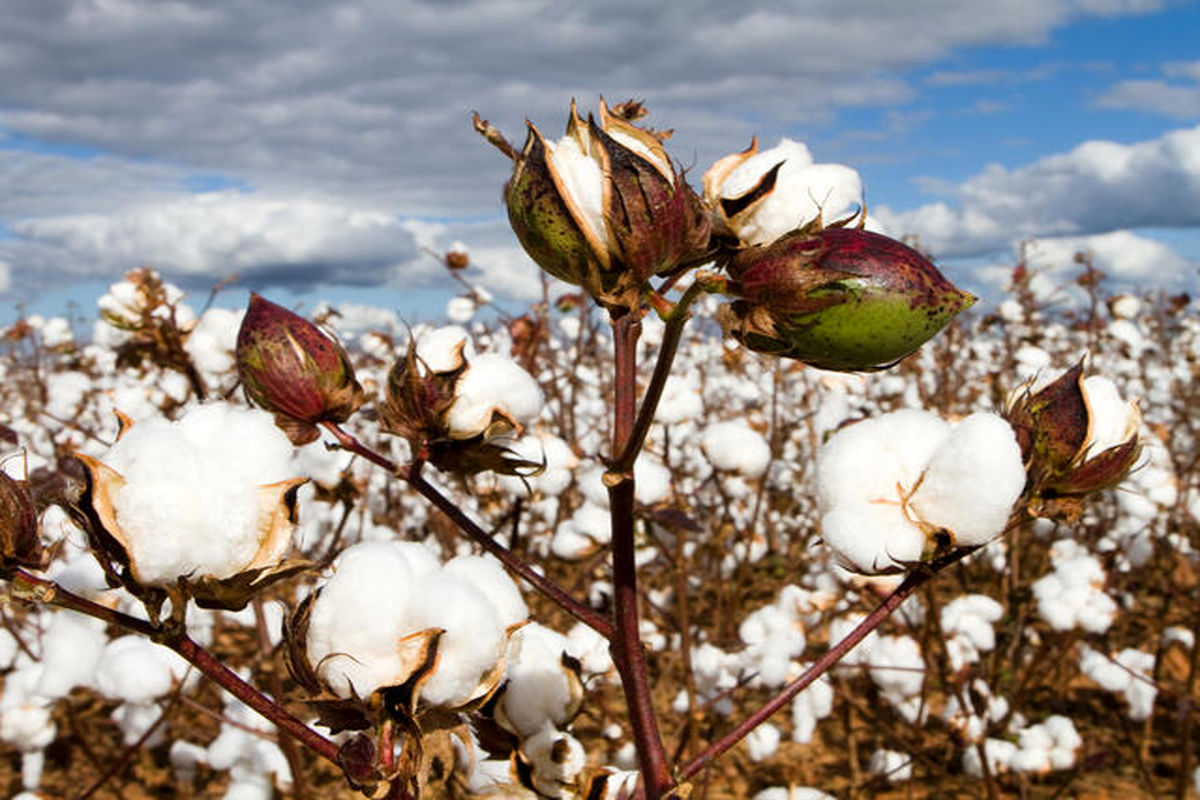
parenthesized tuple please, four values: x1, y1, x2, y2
(677, 547, 975, 783)
(2, 567, 343, 768)
(614, 280, 706, 473)
(320, 422, 614, 639)
(608, 312, 674, 800)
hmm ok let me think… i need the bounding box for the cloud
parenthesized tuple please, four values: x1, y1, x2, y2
(0, 0, 1171, 303)
(1094, 60, 1200, 118)
(874, 124, 1200, 257)
(0, 0, 1164, 221)
(7, 191, 422, 290)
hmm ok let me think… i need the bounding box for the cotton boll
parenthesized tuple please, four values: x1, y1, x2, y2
(305, 542, 421, 698)
(790, 673, 834, 743)
(446, 296, 477, 323)
(821, 502, 925, 574)
(910, 413, 1024, 546)
(1080, 376, 1138, 455)
(185, 307, 243, 377)
(751, 787, 836, 800)
(634, 455, 672, 505)
(963, 738, 1016, 777)
(446, 354, 543, 439)
(498, 624, 581, 738)
(744, 722, 781, 761)
(442, 554, 528, 628)
(34, 613, 108, 699)
(869, 749, 913, 782)
(416, 325, 475, 372)
(98, 403, 296, 584)
(816, 410, 951, 511)
(702, 421, 771, 477)
(95, 636, 186, 704)
(408, 571, 506, 707)
(654, 373, 703, 424)
(522, 725, 587, 799)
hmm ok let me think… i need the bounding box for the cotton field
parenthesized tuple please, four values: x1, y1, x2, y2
(0, 256, 1196, 799)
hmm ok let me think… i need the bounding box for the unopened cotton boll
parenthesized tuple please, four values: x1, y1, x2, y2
(702, 421, 772, 477)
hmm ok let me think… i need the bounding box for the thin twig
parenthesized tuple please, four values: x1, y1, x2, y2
(677, 547, 976, 783)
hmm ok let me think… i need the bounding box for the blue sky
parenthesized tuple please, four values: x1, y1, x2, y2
(2, 0, 1198, 325)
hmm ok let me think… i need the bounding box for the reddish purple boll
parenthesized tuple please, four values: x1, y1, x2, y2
(236, 294, 365, 445)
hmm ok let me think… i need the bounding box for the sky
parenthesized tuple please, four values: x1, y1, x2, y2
(2, 0, 1199, 324)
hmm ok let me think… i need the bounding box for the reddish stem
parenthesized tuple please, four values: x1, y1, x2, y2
(608, 313, 673, 799)
(3, 568, 342, 768)
(321, 422, 614, 639)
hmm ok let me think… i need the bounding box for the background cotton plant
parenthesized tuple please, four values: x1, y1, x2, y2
(0, 100, 1193, 800)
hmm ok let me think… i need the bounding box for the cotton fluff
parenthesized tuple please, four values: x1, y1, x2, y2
(1079, 645, 1157, 720)
(816, 410, 1024, 573)
(709, 138, 862, 247)
(702, 421, 771, 477)
(751, 787, 836, 800)
(496, 623, 579, 738)
(790, 671, 834, 743)
(445, 353, 544, 440)
(184, 307, 242, 377)
(869, 749, 913, 782)
(305, 542, 526, 707)
(940, 594, 1004, 671)
(1008, 715, 1081, 773)
(1032, 540, 1117, 633)
(98, 403, 295, 584)
(415, 325, 475, 372)
(744, 722, 781, 762)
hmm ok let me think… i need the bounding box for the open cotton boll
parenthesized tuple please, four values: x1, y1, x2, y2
(415, 325, 475, 372)
(185, 307, 243, 376)
(752, 787, 837, 800)
(498, 623, 579, 738)
(442, 555, 528, 628)
(99, 403, 295, 584)
(446, 354, 544, 439)
(305, 542, 425, 698)
(522, 725, 587, 799)
(869, 749, 913, 782)
(95, 636, 188, 704)
(407, 571, 506, 707)
(791, 672, 834, 743)
(446, 296, 477, 324)
(546, 135, 609, 249)
(910, 413, 1025, 546)
(1080, 375, 1138, 454)
(744, 722, 781, 762)
(963, 738, 1017, 778)
(702, 421, 771, 477)
(821, 502, 926, 574)
(34, 613, 108, 699)
(816, 409, 951, 511)
(634, 455, 672, 505)
(654, 373, 703, 424)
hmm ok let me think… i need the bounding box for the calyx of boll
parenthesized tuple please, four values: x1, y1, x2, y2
(492, 99, 710, 310)
(719, 226, 975, 371)
(236, 294, 365, 445)
(379, 342, 543, 477)
(0, 469, 42, 570)
(74, 414, 309, 612)
(1006, 361, 1142, 498)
